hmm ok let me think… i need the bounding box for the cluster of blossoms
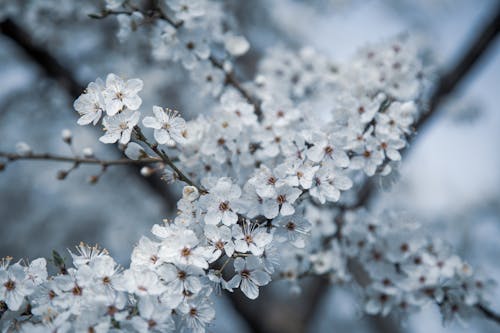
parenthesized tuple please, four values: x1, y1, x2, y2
(0, 1, 497, 332)
(102, 0, 249, 97)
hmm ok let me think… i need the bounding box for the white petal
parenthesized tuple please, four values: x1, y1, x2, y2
(240, 279, 259, 299)
(142, 116, 162, 129)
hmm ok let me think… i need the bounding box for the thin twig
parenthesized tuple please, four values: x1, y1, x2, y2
(477, 304, 500, 325)
(133, 126, 206, 192)
(0, 152, 162, 166)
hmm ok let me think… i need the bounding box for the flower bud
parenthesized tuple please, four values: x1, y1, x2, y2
(182, 186, 199, 201)
(61, 129, 72, 144)
(82, 147, 94, 158)
(140, 166, 154, 177)
(56, 170, 68, 180)
(15, 142, 32, 156)
(125, 142, 147, 160)
(88, 175, 99, 184)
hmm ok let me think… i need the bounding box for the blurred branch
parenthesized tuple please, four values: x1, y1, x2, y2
(0, 19, 82, 99)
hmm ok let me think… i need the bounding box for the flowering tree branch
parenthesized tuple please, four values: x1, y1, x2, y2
(0, 17, 180, 209)
(346, 3, 500, 211)
(90, 5, 263, 118)
(298, 5, 500, 331)
(0, 2, 499, 333)
(0, 12, 267, 333)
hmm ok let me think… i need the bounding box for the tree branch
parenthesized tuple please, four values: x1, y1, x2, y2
(477, 304, 500, 325)
(0, 19, 82, 99)
(0, 152, 162, 166)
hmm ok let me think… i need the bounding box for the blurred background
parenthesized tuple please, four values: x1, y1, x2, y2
(0, 0, 499, 332)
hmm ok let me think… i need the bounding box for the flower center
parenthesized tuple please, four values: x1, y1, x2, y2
(215, 240, 225, 250)
(241, 269, 251, 279)
(72, 284, 83, 296)
(286, 222, 296, 231)
(244, 234, 253, 244)
(324, 146, 334, 155)
(219, 201, 230, 211)
(4, 280, 15, 291)
(277, 194, 286, 204)
(267, 176, 277, 185)
(181, 247, 191, 257)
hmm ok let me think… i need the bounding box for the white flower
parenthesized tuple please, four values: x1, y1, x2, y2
(309, 165, 352, 203)
(224, 34, 250, 56)
(307, 132, 349, 167)
(105, 0, 125, 10)
(232, 224, 272, 256)
(273, 214, 311, 248)
(191, 61, 224, 97)
(199, 177, 241, 226)
(248, 165, 285, 198)
(131, 236, 162, 270)
(24, 258, 47, 288)
(116, 269, 165, 296)
(364, 288, 398, 316)
(0, 262, 33, 311)
(350, 136, 384, 176)
(228, 256, 271, 300)
(102, 73, 143, 116)
(204, 224, 235, 260)
(130, 296, 175, 332)
(275, 160, 319, 190)
(99, 110, 140, 144)
(262, 185, 302, 219)
(182, 186, 200, 201)
(166, 0, 205, 22)
(142, 106, 186, 146)
(125, 142, 149, 160)
(158, 228, 211, 269)
(178, 294, 216, 333)
(15, 142, 32, 156)
(74, 79, 105, 125)
(375, 101, 416, 139)
(175, 31, 210, 70)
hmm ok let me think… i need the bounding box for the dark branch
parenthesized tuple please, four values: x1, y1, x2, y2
(0, 19, 82, 99)
(477, 304, 500, 325)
